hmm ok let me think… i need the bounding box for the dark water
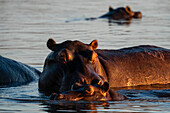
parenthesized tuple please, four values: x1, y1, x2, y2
(0, 0, 170, 112)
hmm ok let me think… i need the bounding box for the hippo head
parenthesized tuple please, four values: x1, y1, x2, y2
(101, 6, 142, 20)
(39, 39, 107, 93)
(39, 39, 127, 101)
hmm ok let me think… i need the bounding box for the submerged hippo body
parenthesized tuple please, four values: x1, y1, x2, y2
(39, 39, 170, 100)
(0, 55, 40, 86)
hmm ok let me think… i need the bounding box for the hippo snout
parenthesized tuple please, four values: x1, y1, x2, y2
(50, 82, 111, 101)
(133, 11, 142, 18)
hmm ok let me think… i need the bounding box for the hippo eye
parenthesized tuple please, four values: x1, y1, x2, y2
(79, 50, 91, 58)
(79, 50, 97, 64)
(57, 49, 74, 63)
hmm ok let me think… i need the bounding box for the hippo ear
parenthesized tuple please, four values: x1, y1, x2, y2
(47, 38, 56, 51)
(101, 82, 110, 93)
(90, 40, 98, 50)
(125, 6, 134, 16)
(109, 6, 114, 12)
(58, 49, 73, 63)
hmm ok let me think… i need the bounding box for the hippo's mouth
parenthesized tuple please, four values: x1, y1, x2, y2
(50, 90, 84, 101)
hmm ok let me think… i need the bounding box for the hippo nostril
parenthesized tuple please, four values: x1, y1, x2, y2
(133, 12, 142, 18)
(91, 79, 99, 85)
(91, 79, 102, 85)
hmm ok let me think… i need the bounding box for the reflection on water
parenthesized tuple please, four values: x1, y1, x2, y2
(0, 0, 170, 112)
(0, 82, 170, 113)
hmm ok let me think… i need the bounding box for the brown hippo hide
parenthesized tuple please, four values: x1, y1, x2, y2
(39, 39, 170, 100)
(96, 46, 170, 87)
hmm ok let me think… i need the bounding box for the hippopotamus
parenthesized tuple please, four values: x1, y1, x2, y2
(0, 55, 41, 86)
(100, 6, 142, 20)
(85, 6, 142, 21)
(39, 39, 170, 100)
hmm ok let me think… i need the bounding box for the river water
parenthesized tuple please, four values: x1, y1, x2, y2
(0, 0, 170, 112)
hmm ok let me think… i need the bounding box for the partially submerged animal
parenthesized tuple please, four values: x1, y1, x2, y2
(0, 55, 40, 86)
(66, 6, 142, 24)
(39, 39, 170, 101)
(85, 6, 142, 21)
(100, 6, 142, 20)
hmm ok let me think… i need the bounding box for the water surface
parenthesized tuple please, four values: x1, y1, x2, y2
(0, 0, 170, 112)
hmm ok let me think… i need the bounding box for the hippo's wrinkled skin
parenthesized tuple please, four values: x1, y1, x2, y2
(39, 39, 170, 100)
(0, 55, 40, 86)
(86, 6, 142, 21)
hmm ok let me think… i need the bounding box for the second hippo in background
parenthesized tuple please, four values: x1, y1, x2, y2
(99, 6, 142, 20)
(85, 6, 142, 25)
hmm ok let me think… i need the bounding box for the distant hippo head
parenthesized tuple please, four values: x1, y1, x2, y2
(100, 6, 142, 20)
(39, 39, 107, 93)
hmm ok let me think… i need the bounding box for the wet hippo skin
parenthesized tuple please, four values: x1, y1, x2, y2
(39, 39, 170, 100)
(0, 55, 40, 86)
(96, 46, 170, 88)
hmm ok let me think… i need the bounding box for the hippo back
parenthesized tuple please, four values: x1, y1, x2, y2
(96, 45, 170, 88)
(0, 56, 41, 86)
